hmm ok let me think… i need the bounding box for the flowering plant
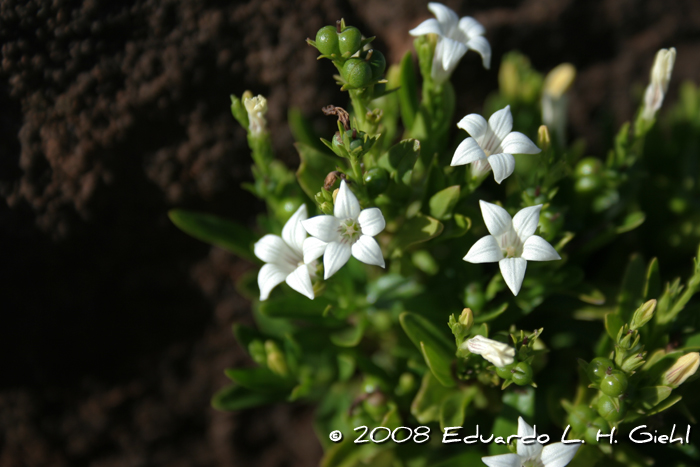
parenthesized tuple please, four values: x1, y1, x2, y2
(169, 4, 700, 466)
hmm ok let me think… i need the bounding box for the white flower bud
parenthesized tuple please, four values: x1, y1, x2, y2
(462, 335, 515, 368)
(642, 47, 676, 121)
(663, 352, 699, 388)
(243, 93, 268, 136)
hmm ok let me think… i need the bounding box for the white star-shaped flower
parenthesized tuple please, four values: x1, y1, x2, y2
(451, 105, 541, 184)
(254, 204, 315, 301)
(409, 2, 491, 84)
(464, 201, 561, 296)
(301, 180, 386, 279)
(482, 417, 580, 467)
(463, 335, 515, 367)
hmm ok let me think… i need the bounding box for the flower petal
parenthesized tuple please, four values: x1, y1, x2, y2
(451, 137, 486, 166)
(457, 113, 488, 139)
(500, 131, 541, 155)
(464, 235, 502, 263)
(302, 215, 340, 243)
(481, 453, 523, 467)
(512, 204, 542, 241)
(409, 18, 444, 37)
(254, 234, 297, 265)
(458, 16, 485, 38)
(302, 237, 327, 263)
(540, 442, 580, 467)
(487, 153, 516, 184)
(428, 2, 459, 29)
(358, 208, 386, 236)
(466, 35, 491, 69)
(516, 417, 543, 460)
(323, 241, 352, 279)
(521, 235, 561, 261)
(479, 200, 513, 237)
(439, 37, 468, 73)
(258, 263, 289, 301)
(488, 105, 514, 142)
(285, 264, 314, 300)
(334, 180, 361, 220)
(351, 235, 385, 268)
(499, 257, 527, 296)
(281, 204, 308, 254)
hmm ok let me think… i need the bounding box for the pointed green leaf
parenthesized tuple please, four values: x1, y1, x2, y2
(399, 312, 453, 357)
(330, 320, 367, 347)
(474, 303, 509, 324)
(224, 367, 292, 393)
(637, 386, 672, 410)
(604, 313, 624, 340)
(646, 394, 682, 416)
(391, 214, 444, 253)
(439, 388, 476, 430)
(378, 139, 420, 186)
(420, 341, 455, 387)
(411, 372, 452, 424)
(211, 384, 283, 411)
(429, 185, 461, 221)
(617, 254, 646, 321)
(168, 209, 257, 262)
(615, 211, 645, 234)
(644, 258, 661, 300)
(295, 142, 340, 199)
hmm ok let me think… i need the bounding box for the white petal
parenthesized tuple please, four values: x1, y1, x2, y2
(302, 237, 327, 263)
(285, 264, 314, 300)
(358, 208, 386, 236)
(466, 35, 491, 69)
(302, 215, 340, 243)
(409, 18, 444, 37)
(458, 16, 485, 38)
(323, 241, 352, 279)
(428, 2, 459, 29)
(258, 263, 289, 301)
(254, 234, 298, 266)
(517, 417, 543, 460)
(464, 235, 502, 263)
(521, 235, 561, 262)
(457, 113, 488, 139)
(451, 137, 486, 166)
(334, 180, 361, 220)
(500, 131, 541, 155)
(281, 204, 308, 254)
(481, 453, 523, 467)
(488, 106, 514, 142)
(540, 442, 580, 467)
(487, 153, 516, 184)
(499, 257, 527, 296)
(512, 205, 542, 241)
(439, 37, 468, 72)
(479, 200, 513, 237)
(351, 235, 385, 268)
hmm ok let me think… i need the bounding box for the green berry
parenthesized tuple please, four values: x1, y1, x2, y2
(338, 26, 362, 56)
(568, 405, 596, 433)
(574, 175, 604, 194)
(597, 395, 627, 422)
(495, 362, 517, 380)
(575, 157, 603, 178)
(364, 167, 390, 198)
(364, 49, 386, 80)
(587, 357, 614, 383)
(315, 25, 340, 57)
(584, 417, 609, 445)
(511, 362, 534, 386)
(600, 370, 628, 397)
(342, 58, 372, 88)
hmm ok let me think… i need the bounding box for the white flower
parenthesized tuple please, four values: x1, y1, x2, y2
(409, 2, 491, 84)
(451, 105, 541, 184)
(254, 204, 315, 301)
(464, 201, 561, 296)
(642, 47, 676, 121)
(243, 93, 268, 136)
(301, 180, 386, 279)
(463, 335, 515, 367)
(541, 63, 576, 146)
(482, 417, 580, 467)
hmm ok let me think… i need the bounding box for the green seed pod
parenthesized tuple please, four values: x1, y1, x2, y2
(364, 167, 390, 198)
(587, 357, 614, 383)
(342, 58, 372, 88)
(575, 157, 603, 178)
(495, 362, 517, 380)
(331, 132, 346, 157)
(511, 362, 534, 386)
(600, 369, 629, 397)
(568, 405, 596, 433)
(338, 26, 362, 56)
(315, 25, 340, 57)
(597, 395, 627, 422)
(364, 49, 386, 80)
(584, 417, 609, 445)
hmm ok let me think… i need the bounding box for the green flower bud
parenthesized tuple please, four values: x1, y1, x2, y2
(343, 58, 372, 89)
(620, 352, 646, 373)
(597, 394, 627, 422)
(315, 25, 340, 57)
(265, 340, 288, 377)
(248, 339, 267, 366)
(338, 26, 362, 56)
(511, 362, 534, 386)
(600, 369, 628, 397)
(568, 405, 596, 433)
(320, 201, 334, 215)
(587, 357, 614, 383)
(631, 299, 657, 330)
(363, 167, 389, 197)
(537, 125, 551, 151)
(495, 362, 517, 380)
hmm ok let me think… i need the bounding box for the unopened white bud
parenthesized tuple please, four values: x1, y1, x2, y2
(642, 48, 676, 121)
(243, 93, 268, 136)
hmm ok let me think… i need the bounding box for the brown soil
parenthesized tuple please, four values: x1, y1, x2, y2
(1, 0, 699, 466)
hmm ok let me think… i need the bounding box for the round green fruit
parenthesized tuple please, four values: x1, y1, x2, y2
(511, 362, 534, 386)
(315, 25, 340, 57)
(584, 417, 609, 445)
(342, 58, 372, 88)
(495, 362, 517, 380)
(599, 370, 628, 397)
(575, 157, 603, 178)
(338, 26, 362, 56)
(364, 167, 389, 198)
(587, 357, 614, 383)
(568, 405, 596, 433)
(574, 175, 604, 194)
(365, 50, 386, 80)
(597, 395, 627, 422)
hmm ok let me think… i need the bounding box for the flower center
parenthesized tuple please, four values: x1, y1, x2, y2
(523, 458, 544, 467)
(338, 218, 361, 244)
(500, 229, 523, 258)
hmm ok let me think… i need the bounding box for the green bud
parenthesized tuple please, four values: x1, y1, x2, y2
(230, 94, 249, 129)
(248, 339, 267, 366)
(597, 395, 627, 422)
(315, 25, 340, 57)
(314, 192, 325, 205)
(620, 352, 646, 373)
(630, 299, 657, 330)
(458, 308, 474, 329)
(587, 357, 614, 383)
(265, 340, 288, 377)
(320, 201, 334, 215)
(537, 125, 551, 152)
(600, 369, 628, 397)
(343, 58, 372, 89)
(338, 26, 362, 56)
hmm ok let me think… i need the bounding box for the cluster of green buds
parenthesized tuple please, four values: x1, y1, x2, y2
(496, 329, 544, 389)
(308, 20, 386, 91)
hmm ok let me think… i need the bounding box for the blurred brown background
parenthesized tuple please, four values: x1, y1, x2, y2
(1, 0, 699, 465)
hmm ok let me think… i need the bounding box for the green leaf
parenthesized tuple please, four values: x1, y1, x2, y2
(617, 254, 646, 321)
(429, 185, 461, 221)
(295, 142, 340, 199)
(420, 341, 455, 387)
(474, 303, 508, 324)
(411, 372, 452, 424)
(232, 324, 265, 353)
(604, 313, 624, 340)
(331, 320, 367, 347)
(391, 214, 444, 253)
(646, 394, 682, 416)
(224, 367, 292, 393)
(168, 209, 258, 262)
(489, 387, 535, 455)
(337, 354, 355, 382)
(399, 312, 453, 357)
(259, 295, 339, 323)
(398, 51, 419, 132)
(211, 384, 283, 411)
(615, 211, 645, 234)
(644, 258, 661, 300)
(439, 388, 476, 430)
(378, 139, 420, 186)
(637, 386, 672, 410)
